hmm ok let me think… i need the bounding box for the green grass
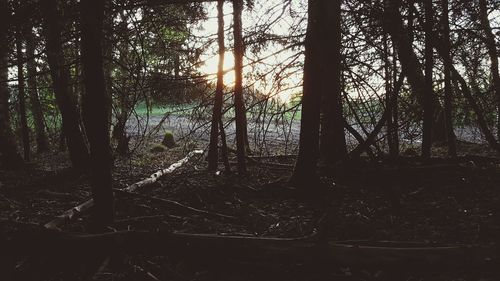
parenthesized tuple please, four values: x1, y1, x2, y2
(134, 101, 303, 121)
(134, 103, 194, 117)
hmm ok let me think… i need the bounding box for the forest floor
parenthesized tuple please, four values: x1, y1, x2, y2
(1, 135, 500, 280)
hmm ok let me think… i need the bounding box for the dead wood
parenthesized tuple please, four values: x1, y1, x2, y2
(44, 150, 204, 230)
(1, 222, 499, 271)
(114, 189, 236, 220)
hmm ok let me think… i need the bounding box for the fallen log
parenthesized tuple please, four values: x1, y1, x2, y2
(114, 189, 235, 220)
(1, 222, 499, 271)
(44, 150, 204, 230)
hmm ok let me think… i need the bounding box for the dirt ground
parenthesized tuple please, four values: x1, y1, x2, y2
(1, 136, 500, 280)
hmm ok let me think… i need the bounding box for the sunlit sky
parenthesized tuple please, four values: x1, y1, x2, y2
(195, 0, 307, 102)
(194, 1, 500, 103)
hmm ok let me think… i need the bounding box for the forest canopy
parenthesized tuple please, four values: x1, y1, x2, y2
(1, 0, 500, 280)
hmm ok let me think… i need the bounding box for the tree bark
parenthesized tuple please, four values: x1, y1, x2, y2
(453, 67, 500, 154)
(219, 118, 231, 172)
(40, 0, 90, 171)
(0, 0, 24, 169)
(440, 0, 457, 157)
(208, 0, 226, 171)
(421, 0, 434, 158)
(112, 12, 131, 156)
(432, 34, 500, 154)
(384, 0, 450, 144)
(319, 0, 347, 165)
(26, 27, 49, 153)
(80, 0, 114, 231)
(383, 34, 399, 158)
(232, 0, 248, 173)
(478, 0, 500, 141)
(291, 0, 324, 186)
(15, 28, 30, 161)
(390, 45, 400, 156)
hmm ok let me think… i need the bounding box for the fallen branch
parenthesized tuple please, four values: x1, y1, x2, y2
(114, 189, 236, 220)
(1, 223, 498, 271)
(44, 150, 204, 230)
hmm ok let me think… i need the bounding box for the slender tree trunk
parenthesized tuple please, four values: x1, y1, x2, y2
(233, 0, 247, 173)
(291, 0, 324, 186)
(208, 0, 226, 171)
(432, 30, 500, 154)
(478, 0, 500, 140)
(390, 45, 400, 156)
(40, 0, 90, 170)
(320, 0, 347, 165)
(113, 111, 130, 155)
(383, 34, 396, 157)
(103, 2, 114, 130)
(384, 0, 450, 144)
(112, 12, 131, 155)
(453, 67, 500, 153)
(422, 0, 434, 158)
(80, 0, 114, 231)
(0, 0, 24, 169)
(15, 29, 30, 161)
(441, 0, 457, 157)
(219, 118, 231, 172)
(26, 28, 49, 153)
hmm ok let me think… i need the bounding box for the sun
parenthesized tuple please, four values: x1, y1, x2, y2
(199, 54, 236, 87)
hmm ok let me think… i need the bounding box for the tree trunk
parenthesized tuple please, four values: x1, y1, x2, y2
(320, 0, 347, 165)
(0, 1, 24, 169)
(40, 0, 90, 171)
(113, 112, 130, 155)
(232, 0, 248, 173)
(478, 0, 500, 140)
(290, 0, 324, 186)
(421, 0, 434, 158)
(112, 12, 131, 156)
(208, 0, 226, 171)
(219, 118, 231, 172)
(390, 44, 400, 156)
(383, 34, 399, 158)
(453, 67, 500, 153)
(15, 29, 30, 161)
(26, 27, 49, 153)
(432, 33, 500, 154)
(80, 0, 114, 231)
(384, 0, 450, 144)
(440, 0, 457, 157)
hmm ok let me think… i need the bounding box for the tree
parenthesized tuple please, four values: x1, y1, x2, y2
(383, 0, 451, 145)
(0, 0, 24, 169)
(80, 0, 114, 231)
(421, 0, 434, 158)
(208, 0, 230, 172)
(40, 0, 90, 171)
(478, 0, 500, 141)
(26, 27, 49, 153)
(15, 25, 30, 161)
(233, 0, 248, 173)
(440, 0, 457, 157)
(320, 0, 348, 165)
(291, 0, 328, 186)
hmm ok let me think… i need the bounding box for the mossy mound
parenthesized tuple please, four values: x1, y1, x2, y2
(161, 131, 176, 148)
(150, 144, 168, 153)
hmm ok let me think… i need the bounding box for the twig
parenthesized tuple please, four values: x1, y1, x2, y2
(114, 189, 236, 220)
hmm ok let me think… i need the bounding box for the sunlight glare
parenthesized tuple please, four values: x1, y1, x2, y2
(199, 54, 236, 87)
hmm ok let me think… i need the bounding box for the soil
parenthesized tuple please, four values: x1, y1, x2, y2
(1, 136, 500, 280)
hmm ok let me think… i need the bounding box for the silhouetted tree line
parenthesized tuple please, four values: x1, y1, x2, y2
(0, 0, 499, 229)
